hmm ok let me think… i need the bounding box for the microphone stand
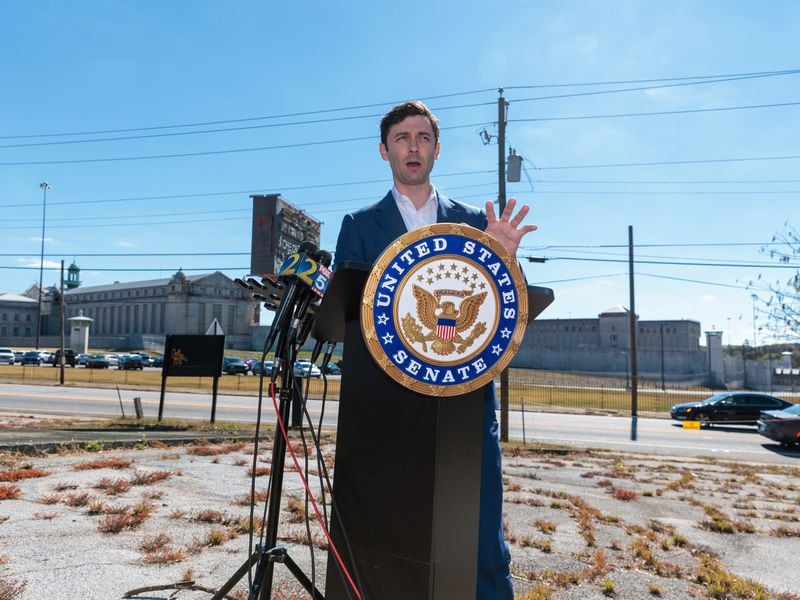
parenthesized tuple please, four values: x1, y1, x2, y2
(211, 305, 324, 600)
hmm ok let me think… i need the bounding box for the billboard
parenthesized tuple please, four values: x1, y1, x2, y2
(250, 194, 322, 277)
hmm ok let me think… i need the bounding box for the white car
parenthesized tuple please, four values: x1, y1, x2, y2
(293, 360, 321, 378)
(0, 348, 15, 365)
(105, 354, 120, 367)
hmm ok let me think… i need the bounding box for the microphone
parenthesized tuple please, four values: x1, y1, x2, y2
(261, 241, 319, 354)
(292, 249, 333, 350)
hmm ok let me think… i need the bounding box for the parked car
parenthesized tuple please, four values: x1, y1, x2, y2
(152, 356, 164, 368)
(251, 360, 274, 376)
(118, 354, 145, 370)
(293, 360, 321, 378)
(76, 353, 90, 366)
(21, 350, 45, 366)
(134, 353, 155, 366)
(39, 351, 54, 365)
(0, 348, 15, 365)
(222, 356, 249, 375)
(52, 349, 77, 367)
(105, 355, 120, 367)
(757, 404, 800, 447)
(14, 351, 25, 363)
(244, 357, 258, 372)
(670, 392, 793, 427)
(86, 354, 110, 369)
(320, 362, 341, 375)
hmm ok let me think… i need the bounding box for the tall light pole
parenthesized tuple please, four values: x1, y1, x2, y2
(751, 293, 758, 350)
(35, 182, 52, 349)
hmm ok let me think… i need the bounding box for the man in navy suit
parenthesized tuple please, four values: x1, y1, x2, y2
(334, 100, 537, 599)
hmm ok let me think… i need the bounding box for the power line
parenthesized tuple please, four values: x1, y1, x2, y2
(535, 153, 800, 171)
(505, 68, 800, 90)
(510, 100, 800, 123)
(0, 169, 494, 209)
(539, 256, 798, 268)
(638, 272, 750, 290)
(509, 70, 800, 106)
(6, 68, 793, 141)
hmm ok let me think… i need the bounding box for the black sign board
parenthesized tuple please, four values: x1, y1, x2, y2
(162, 334, 225, 377)
(159, 335, 225, 423)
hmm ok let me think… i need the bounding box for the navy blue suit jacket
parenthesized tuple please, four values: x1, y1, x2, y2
(334, 190, 487, 270)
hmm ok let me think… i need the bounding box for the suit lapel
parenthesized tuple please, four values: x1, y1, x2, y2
(373, 191, 408, 247)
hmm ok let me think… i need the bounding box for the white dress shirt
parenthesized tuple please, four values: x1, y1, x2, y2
(391, 185, 438, 231)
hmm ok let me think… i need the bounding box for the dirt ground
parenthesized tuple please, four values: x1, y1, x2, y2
(1, 414, 799, 600)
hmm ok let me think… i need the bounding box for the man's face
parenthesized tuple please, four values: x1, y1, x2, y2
(379, 115, 440, 189)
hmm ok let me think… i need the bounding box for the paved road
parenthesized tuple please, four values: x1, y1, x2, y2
(1, 382, 798, 464)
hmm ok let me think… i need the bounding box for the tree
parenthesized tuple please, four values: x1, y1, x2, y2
(749, 222, 800, 342)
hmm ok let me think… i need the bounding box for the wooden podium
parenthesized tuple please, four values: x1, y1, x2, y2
(317, 267, 553, 599)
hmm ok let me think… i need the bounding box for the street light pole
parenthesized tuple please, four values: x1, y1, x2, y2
(35, 182, 52, 350)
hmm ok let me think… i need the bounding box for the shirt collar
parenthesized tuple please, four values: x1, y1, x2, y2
(390, 184, 438, 210)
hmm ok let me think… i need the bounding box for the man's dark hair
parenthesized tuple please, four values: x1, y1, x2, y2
(380, 101, 440, 146)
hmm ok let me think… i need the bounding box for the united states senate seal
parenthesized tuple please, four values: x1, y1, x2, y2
(361, 223, 528, 396)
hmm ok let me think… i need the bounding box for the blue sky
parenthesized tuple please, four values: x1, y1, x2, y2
(1, 0, 798, 345)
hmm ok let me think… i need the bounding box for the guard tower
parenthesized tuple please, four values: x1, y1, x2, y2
(66, 261, 81, 290)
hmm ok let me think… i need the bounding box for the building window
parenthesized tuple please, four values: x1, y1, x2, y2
(133, 305, 140, 333)
(160, 303, 166, 333)
(26, 314, 31, 322)
(151, 304, 157, 334)
(227, 305, 235, 333)
(0, 326, 5, 336)
(125, 306, 131, 333)
(24, 327, 31, 336)
(212, 304, 223, 324)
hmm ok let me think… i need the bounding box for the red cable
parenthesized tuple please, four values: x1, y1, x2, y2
(270, 382, 363, 600)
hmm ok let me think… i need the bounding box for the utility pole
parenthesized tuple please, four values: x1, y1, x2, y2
(59, 260, 65, 385)
(36, 182, 52, 349)
(628, 226, 638, 417)
(497, 88, 511, 443)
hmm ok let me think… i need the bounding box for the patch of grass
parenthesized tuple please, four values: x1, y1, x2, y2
(36, 493, 63, 505)
(0, 467, 50, 483)
(695, 554, 774, 599)
(234, 488, 270, 506)
(601, 578, 615, 596)
(248, 466, 271, 478)
(53, 482, 79, 491)
(130, 470, 172, 485)
(0, 576, 27, 599)
(83, 440, 104, 452)
(285, 496, 307, 524)
(138, 533, 172, 554)
(193, 509, 226, 524)
(64, 492, 93, 507)
(611, 488, 638, 501)
(516, 584, 553, 600)
(771, 525, 800, 537)
(534, 519, 556, 534)
(93, 477, 132, 496)
(32, 511, 59, 520)
(73, 458, 132, 471)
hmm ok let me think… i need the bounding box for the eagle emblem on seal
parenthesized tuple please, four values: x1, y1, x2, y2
(401, 284, 488, 356)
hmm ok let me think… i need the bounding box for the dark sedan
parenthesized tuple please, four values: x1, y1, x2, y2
(671, 392, 792, 427)
(118, 355, 144, 370)
(20, 351, 45, 366)
(757, 404, 800, 447)
(86, 354, 110, 369)
(222, 356, 249, 375)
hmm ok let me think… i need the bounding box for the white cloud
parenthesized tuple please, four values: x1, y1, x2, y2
(28, 237, 56, 243)
(702, 294, 716, 302)
(117, 239, 138, 248)
(15, 257, 62, 269)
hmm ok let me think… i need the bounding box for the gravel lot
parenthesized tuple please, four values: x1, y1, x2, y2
(1, 414, 799, 600)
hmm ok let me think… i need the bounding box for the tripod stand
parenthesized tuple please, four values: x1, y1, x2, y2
(211, 322, 324, 600)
